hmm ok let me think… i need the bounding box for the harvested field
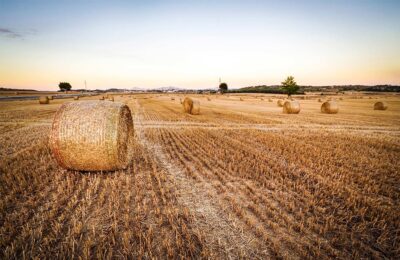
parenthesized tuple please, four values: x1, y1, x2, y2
(1, 93, 400, 259)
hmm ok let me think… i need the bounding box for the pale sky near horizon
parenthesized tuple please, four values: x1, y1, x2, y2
(0, 0, 399, 90)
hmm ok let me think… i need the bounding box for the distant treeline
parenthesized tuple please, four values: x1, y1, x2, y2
(229, 85, 304, 94)
(0, 87, 37, 92)
(230, 84, 400, 94)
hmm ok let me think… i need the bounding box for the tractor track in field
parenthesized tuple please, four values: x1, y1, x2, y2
(131, 100, 270, 259)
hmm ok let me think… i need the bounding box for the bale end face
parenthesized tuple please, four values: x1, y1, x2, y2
(283, 100, 301, 114)
(50, 101, 134, 171)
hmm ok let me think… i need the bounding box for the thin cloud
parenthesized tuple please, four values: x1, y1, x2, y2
(0, 27, 23, 38)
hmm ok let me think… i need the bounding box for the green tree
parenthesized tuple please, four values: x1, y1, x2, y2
(219, 82, 228, 93)
(281, 76, 299, 97)
(59, 82, 72, 92)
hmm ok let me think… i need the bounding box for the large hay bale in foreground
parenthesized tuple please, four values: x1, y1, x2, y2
(183, 97, 200, 115)
(283, 100, 300, 114)
(50, 101, 133, 171)
(374, 101, 388, 110)
(39, 96, 49, 104)
(321, 101, 339, 114)
(277, 99, 285, 107)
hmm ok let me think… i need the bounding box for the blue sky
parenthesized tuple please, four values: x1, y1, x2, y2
(1, 0, 399, 90)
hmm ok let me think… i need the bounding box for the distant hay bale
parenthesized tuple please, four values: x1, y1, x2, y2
(109, 96, 114, 102)
(318, 98, 323, 102)
(369, 96, 372, 99)
(39, 96, 49, 104)
(48, 96, 54, 100)
(207, 97, 211, 101)
(283, 100, 301, 114)
(339, 97, 343, 100)
(171, 97, 175, 101)
(183, 97, 200, 115)
(180, 98, 183, 104)
(74, 96, 79, 100)
(240, 97, 244, 101)
(50, 101, 133, 171)
(277, 99, 285, 107)
(374, 101, 388, 110)
(99, 96, 105, 100)
(268, 98, 273, 102)
(321, 101, 339, 114)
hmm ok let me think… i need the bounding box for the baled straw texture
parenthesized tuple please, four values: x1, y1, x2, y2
(74, 96, 79, 100)
(191, 100, 200, 115)
(277, 99, 285, 107)
(183, 97, 200, 115)
(50, 101, 134, 171)
(39, 96, 49, 104)
(321, 101, 339, 114)
(283, 100, 301, 114)
(48, 96, 54, 100)
(374, 101, 388, 110)
(183, 97, 193, 114)
(109, 96, 114, 102)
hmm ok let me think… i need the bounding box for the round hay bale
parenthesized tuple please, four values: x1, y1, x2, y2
(183, 97, 200, 115)
(277, 99, 285, 107)
(374, 101, 388, 110)
(48, 95, 54, 100)
(192, 100, 200, 115)
(321, 101, 339, 114)
(207, 97, 211, 101)
(109, 96, 114, 102)
(318, 98, 323, 102)
(73, 96, 79, 100)
(240, 97, 244, 101)
(283, 100, 301, 114)
(50, 101, 133, 171)
(171, 97, 175, 101)
(339, 97, 343, 100)
(39, 96, 49, 104)
(99, 96, 105, 100)
(180, 98, 183, 104)
(268, 98, 273, 102)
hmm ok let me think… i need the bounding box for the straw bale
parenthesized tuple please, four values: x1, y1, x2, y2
(374, 101, 388, 110)
(39, 96, 49, 104)
(321, 101, 339, 114)
(283, 100, 301, 114)
(50, 101, 133, 171)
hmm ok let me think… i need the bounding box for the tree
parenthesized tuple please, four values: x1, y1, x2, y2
(219, 82, 228, 93)
(59, 82, 72, 92)
(281, 76, 299, 97)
